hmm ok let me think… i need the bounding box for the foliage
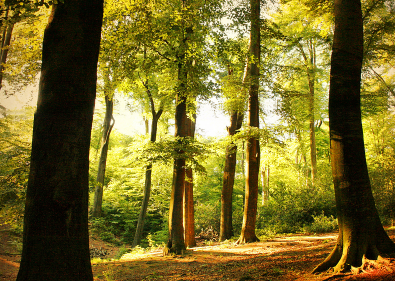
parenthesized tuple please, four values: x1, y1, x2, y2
(304, 212, 338, 233)
(0, 107, 33, 227)
(1, 4, 49, 95)
(363, 111, 395, 224)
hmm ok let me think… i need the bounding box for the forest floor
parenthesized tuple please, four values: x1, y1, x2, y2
(1, 226, 395, 280)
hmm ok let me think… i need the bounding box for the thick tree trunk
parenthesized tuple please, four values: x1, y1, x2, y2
(237, 0, 260, 244)
(313, 0, 395, 274)
(183, 115, 196, 247)
(92, 94, 114, 218)
(167, 99, 187, 253)
(133, 108, 162, 247)
(220, 110, 243, 241)
(166, 57, 188, 255)
(17, 1, 103, 280)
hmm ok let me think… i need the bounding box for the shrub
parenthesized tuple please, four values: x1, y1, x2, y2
(304, 213, 338, 233)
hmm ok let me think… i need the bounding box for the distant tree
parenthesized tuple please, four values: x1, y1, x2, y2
(237, 0, 261, 244)
(16, 1, 103, 280)
(92, 93, 114, 218)
(313, 0, 395, 274)
(132, 70, 164, 247)
(183, 113, 196, 247)
(219, 49, 247, 241)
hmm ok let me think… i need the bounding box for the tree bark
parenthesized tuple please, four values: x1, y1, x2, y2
(165, 36, 189, 255)
(183, 115, 196, 247)
(313, 0, 395, 274)
(237, 0, 260, 244)
(17, 1, 103, 280)
(166, 90, 187, 254)
(92, 94, 114, 218)
(220, 110, 243, 241)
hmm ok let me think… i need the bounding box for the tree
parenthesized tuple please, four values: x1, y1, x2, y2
(220, 108, 243, 241)
(237, 0, 261, 244)
(216, 37, 248, 241)
(268, 0, 332, 187)
(132, 66, 164, 247)
(0, 2, 48, 93)
(313, 0, 395, 274)
(0, 6, 14, 90)
(183, 114, 196, 247)
(92, 93, 114, 217)
(17, 1, 103, 280)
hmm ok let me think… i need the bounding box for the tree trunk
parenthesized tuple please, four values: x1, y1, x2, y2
(220, 110, 243, 241)
(166, 44, 189, 255)
(166, 91, 187, 254)
(261, 165, 269, 205)
(92, 94, 114, 218)
(183, 115, 196, 247)
(237, 0, 260, 244)
(0, 19, 14, 90)
(298, 41, 317, 185)
(132, 102, 163, 247)
(313, 0, 395, 274)
(17, 1, 103, 280)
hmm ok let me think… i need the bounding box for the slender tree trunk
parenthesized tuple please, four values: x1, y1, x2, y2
(220, 110, 243, 241)
(183, 114, 196, 247)
(0, 20, 14, 90)
(261, 165, 269, 205)
(313, 0, 395, 274)
(307, 42, 317, 185)
(133, 103, 163, 247)
(17, 1, 103, 280)
(298, 41, 317, 185)
(92, 94, 114, 218)
(237, 0, 260, 244)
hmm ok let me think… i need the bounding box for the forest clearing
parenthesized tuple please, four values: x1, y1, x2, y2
(1, 225, 395, 280)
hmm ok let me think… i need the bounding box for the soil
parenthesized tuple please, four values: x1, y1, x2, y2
(1, 227, 395, 281)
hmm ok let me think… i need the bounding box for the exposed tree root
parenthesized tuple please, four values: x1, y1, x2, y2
(163, 240, 185, 256)
(318, 255, 395, 280)
(235, 235, 260, 245)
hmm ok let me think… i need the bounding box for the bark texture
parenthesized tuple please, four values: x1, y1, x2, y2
(313, 0, 395, 274)
(220, 110, 243, 241)
(166, 47, 188, 255)
(167, 91, 187, 254)
(237, 0, 260, 244)
(17, 1, 103, 280)
(92, 94, 114, 218)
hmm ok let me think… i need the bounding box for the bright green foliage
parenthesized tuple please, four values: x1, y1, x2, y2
(89, 131, 172, 246)
(363, 111, 395, 224)
(257, 123, 334, 234)
(0, 107, 33, 227)
(2, 6, 49, 94)
(360, 0, 395, 115)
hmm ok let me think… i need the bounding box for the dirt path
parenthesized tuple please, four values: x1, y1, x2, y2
(1, 229, 395, 280)
(92, 231, 395, 281)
